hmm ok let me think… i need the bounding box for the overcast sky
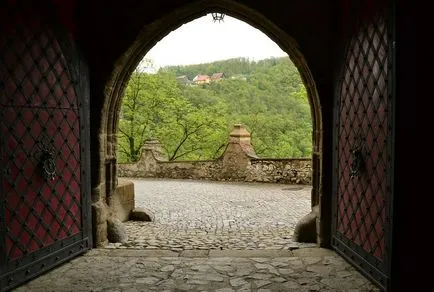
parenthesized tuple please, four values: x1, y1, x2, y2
(143, 13, 288, 68)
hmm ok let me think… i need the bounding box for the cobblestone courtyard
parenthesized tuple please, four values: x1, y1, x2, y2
(106, 178, 316, 251)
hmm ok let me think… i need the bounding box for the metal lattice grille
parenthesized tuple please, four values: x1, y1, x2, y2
(0, 5, 82, 262)
(336, 9, 389, 262)
(0, 21, 77, 108)
(1, 109, 81, 261)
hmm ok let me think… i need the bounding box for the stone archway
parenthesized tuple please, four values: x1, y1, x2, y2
(96, 0, 324, 247)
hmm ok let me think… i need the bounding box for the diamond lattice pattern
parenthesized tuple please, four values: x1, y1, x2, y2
(336, 10, 389, 261)
(0, 7, 82, 261)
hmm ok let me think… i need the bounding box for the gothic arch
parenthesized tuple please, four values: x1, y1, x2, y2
(99, 0, 324, 245)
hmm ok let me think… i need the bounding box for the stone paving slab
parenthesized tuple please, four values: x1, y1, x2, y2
(209, 250, 294, 258)
(14, 248, 381, 292)
(180, 250, 210, 257)
(292, 248, 336, 257)
(89, 249, 180, 257)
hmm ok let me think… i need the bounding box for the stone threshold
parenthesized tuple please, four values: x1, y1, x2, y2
(89, 247, 335, 258)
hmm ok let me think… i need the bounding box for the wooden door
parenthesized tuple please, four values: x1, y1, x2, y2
(332, 1, 395, 290)
(0, 2, 91, 290)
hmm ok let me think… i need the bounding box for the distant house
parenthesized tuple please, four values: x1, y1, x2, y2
(193, 74, 211, 84)
(230, 74, 247, 81)
(176, 75, 191, 85)
(211, 72, 225, 81)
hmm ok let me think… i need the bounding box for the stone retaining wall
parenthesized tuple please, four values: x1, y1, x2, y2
(118, 124, 312, 185)
(247, 158, 311, 184)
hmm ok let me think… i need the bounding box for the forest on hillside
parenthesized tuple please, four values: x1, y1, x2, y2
(117, 57, 312, 163)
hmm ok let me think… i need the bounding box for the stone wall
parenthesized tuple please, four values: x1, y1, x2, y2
(118, 124, 312, 185)
(247, 158, 311, 184)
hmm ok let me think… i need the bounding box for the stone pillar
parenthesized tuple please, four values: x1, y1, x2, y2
(141, 138, 166, 161)
(227, 124, 257, 158)
(220, 124, 257, 180)
(229, 124, 251, 143)
(127, 138, 166, 177)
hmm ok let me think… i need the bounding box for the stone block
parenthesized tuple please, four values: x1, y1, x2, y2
(109, 180, 135, 222)
(293, 205, 318, 243)
(107, 217, 128, 243)
(130, 207, 154, 221)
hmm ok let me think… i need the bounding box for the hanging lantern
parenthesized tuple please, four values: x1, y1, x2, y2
(211, 12, 225, 23)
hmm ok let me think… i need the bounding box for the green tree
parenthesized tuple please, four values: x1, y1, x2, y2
(117, 70, 228, 162)
(157, 100, 228, 160)
(118, 71, 177, 161)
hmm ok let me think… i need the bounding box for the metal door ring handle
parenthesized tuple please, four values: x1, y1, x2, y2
(350, 148, 364, 178)
(39, 147, 57, 181)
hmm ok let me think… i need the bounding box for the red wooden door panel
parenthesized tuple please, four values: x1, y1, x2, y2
(0, 2, 91, 291)
(332, 1, 394, 291)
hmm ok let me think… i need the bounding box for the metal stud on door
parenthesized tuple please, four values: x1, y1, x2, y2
(0, 2, 91, 291)
(332, 1, 394, 290)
